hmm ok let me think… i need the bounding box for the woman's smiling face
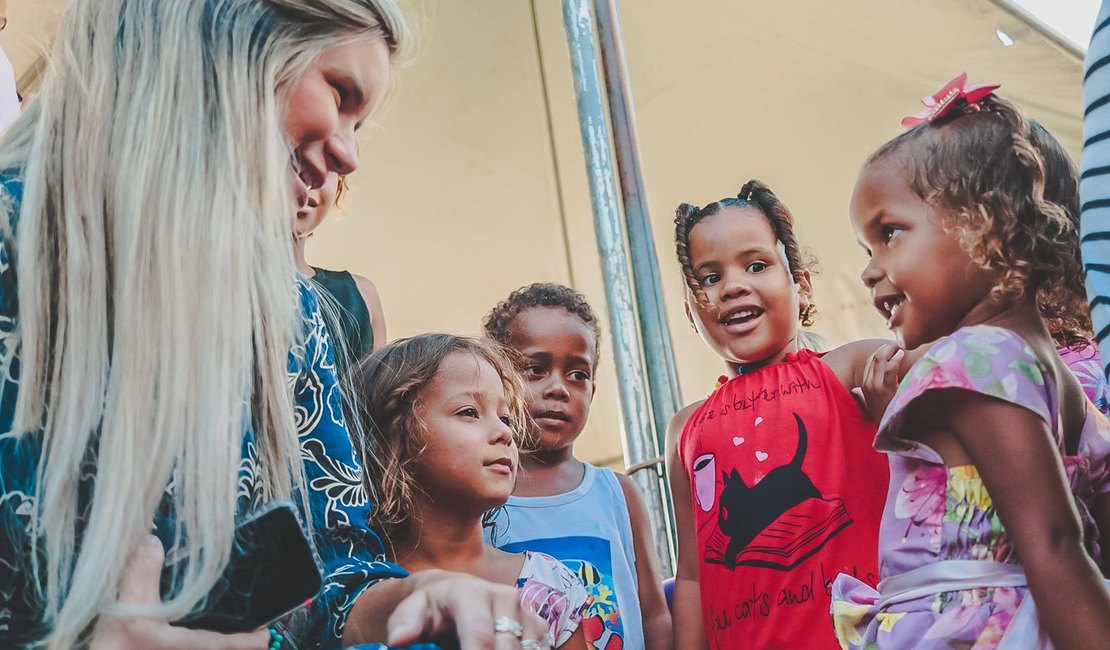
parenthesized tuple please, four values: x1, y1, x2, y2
(282, 37, 390, 208)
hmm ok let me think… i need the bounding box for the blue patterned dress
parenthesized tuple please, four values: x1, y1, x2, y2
(0, 173, 406, 649)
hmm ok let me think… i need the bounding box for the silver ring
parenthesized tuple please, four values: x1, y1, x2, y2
(493, 616, 524, 639)
(520, 640, 549, 650)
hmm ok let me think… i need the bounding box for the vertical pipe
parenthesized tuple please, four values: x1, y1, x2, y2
(592, 0, 681, 555)
(560, 0, 674, 572)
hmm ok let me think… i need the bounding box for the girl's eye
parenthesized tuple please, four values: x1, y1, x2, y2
(569, 370, 591, 382)
(746, 262, 767, 273)
(499, 415, 512, 427)
(699, 273, 720, 287)
(881, 225, 903, 243)
(458, 407, 479, 419)
(523, 365, 545, 378)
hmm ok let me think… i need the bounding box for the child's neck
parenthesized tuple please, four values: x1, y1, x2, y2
(293, 237, 315, 278)
(514, 447, 586, 497)
(962, 297, 1049, 347)
(727, 335, 802, 377)
(394, 500, 492, 574)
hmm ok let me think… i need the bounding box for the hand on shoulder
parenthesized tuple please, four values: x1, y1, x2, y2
(348, 569, 550, 649)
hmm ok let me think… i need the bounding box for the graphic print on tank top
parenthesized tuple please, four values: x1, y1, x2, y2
(502, 536, 625, 650)
(695, 413, 852, 571)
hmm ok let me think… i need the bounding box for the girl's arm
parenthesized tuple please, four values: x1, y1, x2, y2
(665, 403, 709, 650)
(1093, 495, 1110, 577)
(940, 390, 1110, 647)
(353, 273, 387, 351)
(615, 473, 673, 650)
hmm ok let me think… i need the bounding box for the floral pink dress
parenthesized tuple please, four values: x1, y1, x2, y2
(832, 326, 1110, 648)
(1059, 341, 1109, 415)
(517, 551, 591, 647)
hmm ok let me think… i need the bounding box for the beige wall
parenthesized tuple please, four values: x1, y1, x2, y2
(3, 0, 1086, 469)
(318, 0, 1084, 469)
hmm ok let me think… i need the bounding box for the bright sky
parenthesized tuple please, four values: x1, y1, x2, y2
(1012, 0, 1100, 50)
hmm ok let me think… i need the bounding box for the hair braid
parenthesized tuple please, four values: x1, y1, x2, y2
(740, 181, 816, 325)
(674, 202, 709, 308)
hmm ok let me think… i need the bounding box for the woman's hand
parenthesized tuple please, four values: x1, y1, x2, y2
(90, 535, 269, 650)
(346, 569, 551, 649)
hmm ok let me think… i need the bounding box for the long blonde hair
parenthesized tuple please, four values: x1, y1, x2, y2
(0, 1, 407, 647)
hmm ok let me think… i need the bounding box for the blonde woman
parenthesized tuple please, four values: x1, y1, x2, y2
(0, 1, 547, 649)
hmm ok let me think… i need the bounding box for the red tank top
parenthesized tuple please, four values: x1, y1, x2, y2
(678, 350, 886, 649)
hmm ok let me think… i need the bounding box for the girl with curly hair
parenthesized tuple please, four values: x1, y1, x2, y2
(349, 334, 591, 650)
(667, 180, 905, 649)
(833, 77, 1110, 648)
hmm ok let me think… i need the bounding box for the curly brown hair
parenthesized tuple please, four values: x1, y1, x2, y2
(347, 334, 531, 548)
(673, 179, 817, 327)
(866, 96, 1087, 344)
(482, 283, 602, 369)
(1028, 120, 1092, 348)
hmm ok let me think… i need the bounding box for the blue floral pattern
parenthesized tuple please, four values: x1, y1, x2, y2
(0, 173, 405, 649)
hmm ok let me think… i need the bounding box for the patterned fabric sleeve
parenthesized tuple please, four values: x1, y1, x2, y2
(288, 279, 407, 649)
(516, 551, 591, 647)
(1083, 0, 1110, 379)
(876, 326, 1052, 460)
(1059, 343, 1110, 414)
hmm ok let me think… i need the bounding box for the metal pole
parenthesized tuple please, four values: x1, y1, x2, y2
(592, 0, 682, 555)
(560, 0, 674, 573)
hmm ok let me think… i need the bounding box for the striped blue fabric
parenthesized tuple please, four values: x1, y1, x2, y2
(1083, 1, 1110, 378)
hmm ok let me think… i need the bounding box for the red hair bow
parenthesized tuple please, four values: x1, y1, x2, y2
(901, 72, 1000, 128)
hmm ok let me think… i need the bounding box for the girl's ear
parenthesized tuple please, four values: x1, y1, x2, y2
(797, 270, 814, 313)
(684, 300, 699, 333)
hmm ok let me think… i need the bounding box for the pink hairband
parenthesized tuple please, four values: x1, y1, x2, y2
(901, 72, 1000, 128)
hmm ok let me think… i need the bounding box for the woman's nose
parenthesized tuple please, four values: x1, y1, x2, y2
(326, 130, 358, 176)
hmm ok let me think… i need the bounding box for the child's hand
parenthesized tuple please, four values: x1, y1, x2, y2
(90, 535, 269, 650)
(857, 343, 905, 424)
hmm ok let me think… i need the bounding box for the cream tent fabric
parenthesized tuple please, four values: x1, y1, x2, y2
(0, 0, 1085, 469)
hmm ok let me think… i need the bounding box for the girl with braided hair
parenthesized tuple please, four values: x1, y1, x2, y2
(833, 77, 1110, 648)
(666, 180, 900, 648)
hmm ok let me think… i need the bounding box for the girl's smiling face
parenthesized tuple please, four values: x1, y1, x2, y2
(282, 37, 390, 208)
(685, 207, 811, 371)
(295, 172, 341, 238)
(413, 352, 519, 514)
(852, 158, 997, 349)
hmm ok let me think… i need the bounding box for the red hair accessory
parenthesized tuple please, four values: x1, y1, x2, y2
(901, 72, 1000, 128)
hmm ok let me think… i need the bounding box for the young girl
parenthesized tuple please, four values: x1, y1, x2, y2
(832, 77, 1110, 648)
(350, 334, 591, 649)
(482, 283, 672, 650)
(666, 180, 898, 649)
(295, 171, 387, 375)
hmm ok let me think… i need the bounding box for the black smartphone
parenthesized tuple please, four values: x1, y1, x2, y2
(163, 501, 324, 633)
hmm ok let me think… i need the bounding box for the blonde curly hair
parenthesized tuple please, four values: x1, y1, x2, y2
(866, 95, 1087, 342)
(347, 334, 531, 549)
